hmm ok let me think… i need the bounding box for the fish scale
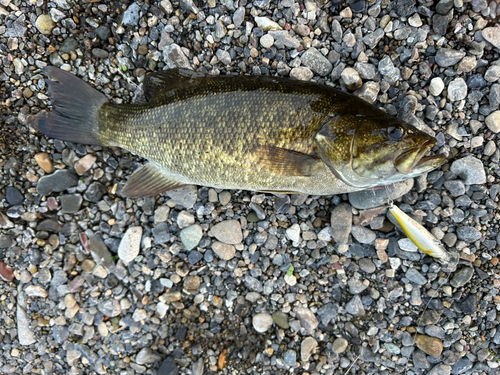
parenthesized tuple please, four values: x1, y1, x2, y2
(32, 67, 445, 198)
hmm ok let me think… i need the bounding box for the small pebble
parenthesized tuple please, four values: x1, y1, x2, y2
(485, 111, 500, 133)
(300, 337, 317, 362)
(301, 47, 332, 76)
(429, 77, 444, 96)
(210, 220, 242, 244)
(260, 34, 274, 49)
(447, 78, 468, 101)
(435, 48, 465, 67)
(118, 226, 142, 265)
(252, 313, 273, 333)
(35, 14, 55, 35)
(450, 267, 474, 287)
(286, 223, 301, 243)
(482, 27, 500, 50)
(341, 67, 362, 90)
(254, 17, 282, 31)
(211, 241, 236, 260)
(34, 153, 54, 173)
(415, 334, 443, 357)
(180, 225, 203, 250)
(290, 67, 314, 81)
(332, 337, 348, 353)
(450, 156, 486, 185)
(74, 155, 96, 175)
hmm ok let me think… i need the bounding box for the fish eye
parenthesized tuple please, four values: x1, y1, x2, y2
(388, 126, 405, 140)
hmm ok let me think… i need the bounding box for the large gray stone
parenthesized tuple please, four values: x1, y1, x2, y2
(450, 156, 486, 185)
(301, 47, 332, 76)
(330, 203, 352, 244)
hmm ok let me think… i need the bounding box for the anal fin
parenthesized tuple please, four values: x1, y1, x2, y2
(121, 163, 185, 198)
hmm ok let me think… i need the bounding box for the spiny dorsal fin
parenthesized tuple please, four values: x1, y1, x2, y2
(143, 69, 208, 101)
(121, 163, 185, 198)
(252, 146, 319, 177)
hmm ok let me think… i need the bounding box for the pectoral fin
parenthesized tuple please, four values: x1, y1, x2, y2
(252, 146, 320, 177)
(121, 163, 185, 198)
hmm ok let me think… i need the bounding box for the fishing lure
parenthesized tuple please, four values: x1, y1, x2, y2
(388, 204, 458, 270)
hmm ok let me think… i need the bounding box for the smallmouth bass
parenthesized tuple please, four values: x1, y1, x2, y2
(31, 67, 445, 198)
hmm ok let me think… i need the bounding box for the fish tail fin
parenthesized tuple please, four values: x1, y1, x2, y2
(31, 66, 108, 146)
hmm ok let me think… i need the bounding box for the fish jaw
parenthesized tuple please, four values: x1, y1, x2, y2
(395, 138, 445, 175)
(407, 153, 447, 177)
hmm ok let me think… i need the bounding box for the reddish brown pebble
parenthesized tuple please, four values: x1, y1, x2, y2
(353, 206, 386, 226)
(47, 197, 58, 210)
(79, 232, 90, 254)
(491, 257, 499, 266)
(0, 262, 14, 282)
(332, 262, 342, 270)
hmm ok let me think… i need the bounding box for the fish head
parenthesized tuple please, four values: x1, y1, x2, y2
(315, 114, 446, 188)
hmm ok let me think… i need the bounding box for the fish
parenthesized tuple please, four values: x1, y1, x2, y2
(389, 204, 458, 269)
(30, 67, 446, 198)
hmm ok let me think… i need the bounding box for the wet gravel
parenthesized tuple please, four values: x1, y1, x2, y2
(2, 0, 500, 374)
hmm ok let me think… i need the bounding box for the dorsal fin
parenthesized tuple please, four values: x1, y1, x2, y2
(143, 69, 208, 101)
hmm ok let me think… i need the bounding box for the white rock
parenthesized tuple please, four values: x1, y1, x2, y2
(398, 238, 419, 252)
(260, 34, 274, 48)
(254, 16, 282, 31)
(485, 111, 500, 133)
(118, 226, 142, 265)
(156, 302, 168, 318)
(177, 210, 195, 228)
(252, 313, 273, 333)
(429, 77, 444, 96)
(408, 13, 422, 27)
(301, 337, 318, 361)
(98, 322, 109, 337)
(286, 223, 301, 243)
(389, 257, 401, 269)
(447, 77, 467, 101)
(24, 285, 48, 298)
(17, 305, 36, 345)
(284, 274, 297, 286)
(290, 66, 314, 81)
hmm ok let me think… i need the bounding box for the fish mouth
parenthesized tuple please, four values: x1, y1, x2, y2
(395, 139, 445, 175)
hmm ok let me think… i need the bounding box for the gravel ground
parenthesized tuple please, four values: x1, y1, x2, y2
(2, 0, 500, 374)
